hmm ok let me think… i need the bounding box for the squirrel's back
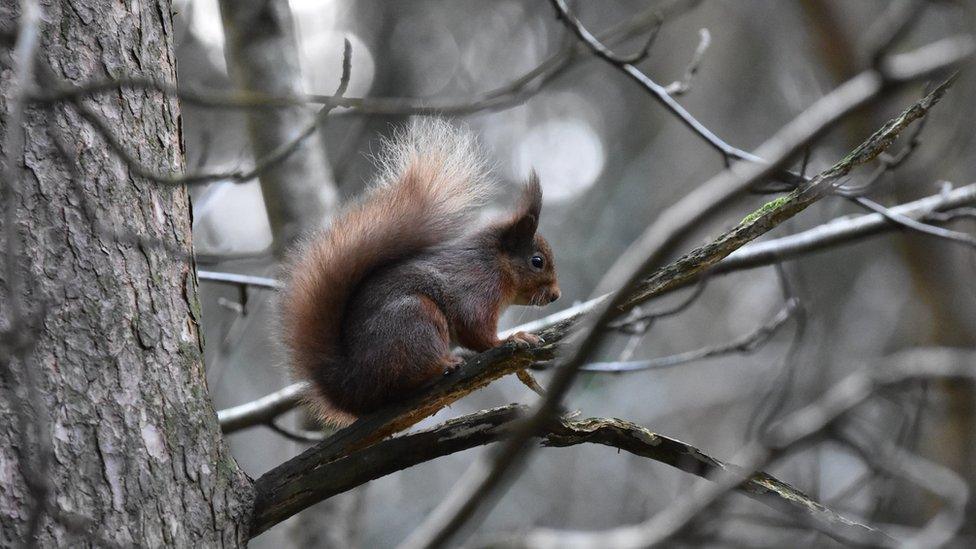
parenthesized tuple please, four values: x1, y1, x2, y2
(280, 119, 491, 424)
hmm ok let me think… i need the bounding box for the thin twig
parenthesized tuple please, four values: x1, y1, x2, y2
(66, 40, 353, 187)
(850, 195, 976, 249)
(549, 0, 804, 183)
(515, 370, 547, 397)
(928, 206, 976, 222)
(606, 277, 708, 334)
(26, 1, 693, 114)
(581, 298, 797, 373)
(664, 28, 711, 96)
(613, 19, 663, 64)
(218, 382, 307, 433)
(265, 420, 330, 444)
(197, 270, 284, 290)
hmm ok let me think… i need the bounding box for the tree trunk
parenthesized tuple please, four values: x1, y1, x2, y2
(218, 0, 339, 253)
(0, 1, 251, 546)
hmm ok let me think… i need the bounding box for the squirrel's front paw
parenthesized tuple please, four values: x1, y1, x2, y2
(505, 331, 543, 348)
(442, 355, 464, 376)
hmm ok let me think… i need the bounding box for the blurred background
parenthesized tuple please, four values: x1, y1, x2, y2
(177, 1, 976, 546)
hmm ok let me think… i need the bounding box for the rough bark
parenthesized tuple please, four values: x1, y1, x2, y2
(0, 1, 251, 546)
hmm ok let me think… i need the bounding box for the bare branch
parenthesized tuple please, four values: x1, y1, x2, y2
(65, 41, 353, 187)
(26, 1, 694, 114)
(664, 28, 711, 96)
(849, 195, 976, 249)
(715, 182, 976, 273)
(217, 382, 307, 433)
(549, 0, 799, 181)
(249, 405, 882, 543)
(581, 298, 798, 373)
(197, 270, 284, 291)
(609, 18, 663, 65)
(510, 347, 975, 548)
(250, 406, 527, 536)
(928, 205, 976, 222)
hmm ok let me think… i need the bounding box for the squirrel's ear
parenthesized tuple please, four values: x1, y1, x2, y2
(501, 171, 542, 250)
(517, 170, 543, 221)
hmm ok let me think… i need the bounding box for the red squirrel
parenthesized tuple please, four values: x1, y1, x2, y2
(281, 119, 560, 425)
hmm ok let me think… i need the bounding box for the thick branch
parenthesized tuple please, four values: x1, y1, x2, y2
(715, 182, 976, 273)
(249, 405, 883, 543)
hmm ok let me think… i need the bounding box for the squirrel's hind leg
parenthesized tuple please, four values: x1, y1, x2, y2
(351, 294, 459, 402)
(409, 295, 463, 379)
(335, 293, 458, 414)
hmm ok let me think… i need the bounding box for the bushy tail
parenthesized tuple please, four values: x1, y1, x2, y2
(280, 119, 491, 424)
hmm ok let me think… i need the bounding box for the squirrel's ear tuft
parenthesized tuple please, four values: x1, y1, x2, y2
(501, 171, 542, 250)
(519, 170, 542, 221)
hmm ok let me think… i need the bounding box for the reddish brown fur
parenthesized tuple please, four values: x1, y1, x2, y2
(281, 121, 559, 426)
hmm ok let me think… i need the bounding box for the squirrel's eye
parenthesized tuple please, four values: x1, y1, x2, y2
(530, 255, 545, 269)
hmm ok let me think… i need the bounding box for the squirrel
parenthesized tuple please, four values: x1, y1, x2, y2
(281, 119, 560, 426)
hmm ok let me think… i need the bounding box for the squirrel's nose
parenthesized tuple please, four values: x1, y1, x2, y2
(549, 289, 561, 303)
